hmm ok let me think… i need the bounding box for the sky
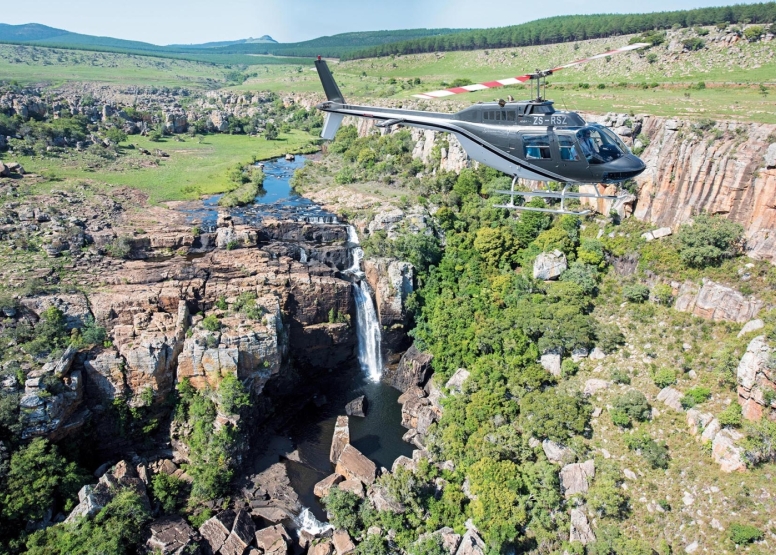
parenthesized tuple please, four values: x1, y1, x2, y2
(0, 0, 767, 45)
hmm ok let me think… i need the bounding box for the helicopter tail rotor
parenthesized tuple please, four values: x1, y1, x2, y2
(413, 42, 651, 100)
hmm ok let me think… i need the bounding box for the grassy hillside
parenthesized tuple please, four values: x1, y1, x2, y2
(344, 2, 776, 59)
(234, 28, 776, 123)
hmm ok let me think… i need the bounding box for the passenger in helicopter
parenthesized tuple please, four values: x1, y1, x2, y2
(577, 128, 604, 163)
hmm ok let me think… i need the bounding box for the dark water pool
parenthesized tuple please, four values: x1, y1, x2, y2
(283, 365, 413, 521)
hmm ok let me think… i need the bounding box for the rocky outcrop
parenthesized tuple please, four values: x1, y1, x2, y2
(674, 279, 762, 323)
(569, 507, 596, 545)
(332, 529, 356, 555)
(712, 428, 746, 473)
(345, 395, 366, 417)
(736, 335, 775, 421)
(657, 387, 684, 412)
(364, 257, 414, 351)
(384, 344, 433, 392)
(454, 529, 486, 555)
(254, 524, 290, 555)
(66, 461, 150, 523)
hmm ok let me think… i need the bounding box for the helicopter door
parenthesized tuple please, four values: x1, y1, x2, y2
(520, 132, 557, 171)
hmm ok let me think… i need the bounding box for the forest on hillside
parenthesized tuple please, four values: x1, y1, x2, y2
(342, 3, 776, 59)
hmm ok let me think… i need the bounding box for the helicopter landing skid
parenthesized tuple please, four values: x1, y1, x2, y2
(494, 178, 623, 216)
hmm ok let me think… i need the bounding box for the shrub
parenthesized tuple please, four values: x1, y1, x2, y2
(218, 374, 250, 415)
(322, 488, 362, 533)
(81, 316, 107, 345)
(625, 431, 669, 468)
(335, 166, 356, 184)
(728, 523, 763, 544)
(106, 236, 133, 259)
(680, 386, 711, 409)
(677, 214, 743, 268)
(613, 390, 651, 422)
(263, 122, 278, 140)
(742, 419, 776, 465)
(682, 37, 705, 51)
(610, 368, 631, 385)
(561, 359, 579, 378)
(718, 403, 742, 427)
(653, 368, 676, 388)
(201, 314, 221, 332)
(652, 284, 674, 306)
(596, 323, 625, 354)
(151, 473, 184, 514)
(743, 25, 764, 41)
(623, 283, 650, 303)
(610, 409, 631, 428)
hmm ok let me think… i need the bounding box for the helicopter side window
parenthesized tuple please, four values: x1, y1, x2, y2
(523, 134, 552, 160)
(483, 111, 489, 121)
(506, 111, 515, 121)
(558, 135, 580, 161)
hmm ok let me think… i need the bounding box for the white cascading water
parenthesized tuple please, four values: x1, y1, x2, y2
(294, 507, 332, 535)
(299, 248, 307, 263)
(346, 225, 383, 381)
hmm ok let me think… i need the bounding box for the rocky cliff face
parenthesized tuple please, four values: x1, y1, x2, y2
(631, 117, 776, 262)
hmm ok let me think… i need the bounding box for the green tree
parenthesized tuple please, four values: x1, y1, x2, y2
(218, 374, 251, 415)
(468, 457, 528, 548)
(151, 473, 184, 514)
(473, 226, 518, 268)
(612, 390, 651, 423)
(264, 122, 279, 140)
(322, 489, 363, 534)
(2, 438, 88, 521)
(519, 390, 589, 442)
(677, 214, 743, 268)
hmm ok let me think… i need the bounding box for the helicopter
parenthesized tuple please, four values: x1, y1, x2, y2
(313, 42, 650, 215)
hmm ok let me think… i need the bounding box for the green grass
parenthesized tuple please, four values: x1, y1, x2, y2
(9, 131, 317, 204)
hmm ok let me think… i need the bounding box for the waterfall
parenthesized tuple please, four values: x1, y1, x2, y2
(346, 225, 383, 381)
(299, 248, 307, 263)
(294, 507, 332, 535)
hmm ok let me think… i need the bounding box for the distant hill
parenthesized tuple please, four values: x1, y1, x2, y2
(0, 23, 71, 42)
(168, 35, 278, 49)
(343, 2, 776, 59)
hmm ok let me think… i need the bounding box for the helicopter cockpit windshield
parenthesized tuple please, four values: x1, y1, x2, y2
(575, 124, 629, 165)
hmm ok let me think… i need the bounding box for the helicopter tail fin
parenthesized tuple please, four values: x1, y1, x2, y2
(315, 58, 345, 103)
(315, 57, 345, 139)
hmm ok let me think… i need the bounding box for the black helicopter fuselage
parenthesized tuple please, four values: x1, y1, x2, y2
(314, 58, 645, 185)
(317, 98, 646, 185)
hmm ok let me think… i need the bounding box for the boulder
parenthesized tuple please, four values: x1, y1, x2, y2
(367, 484, 405, 513)
(199, 510, 236, 553)
(540, 353, 561, 377)
(766, 143, 776, 168)
(738, 319, 764, 338)
(533, 250, 567, 280)
(712, 428, 746, 473)
(332, 529, 356, 555)
(335, 445, 376, 485)
(542, 439, 574, 464)
(454, 529, 486, 555)
(569, 508, 596, 545)
(309, 540, 334, 555)
(560, 459, 595, 497)
(686, 409, 714, 435)
(337, 479, 365, 498)
(657, 387, 684, 411)
(254, 524, 290, 555)
(391, 455, 417, 473)
(345, 395, 367, 417)
(314, 474, 344, 498)
(0, 162, 8, 177)
(641, 227, 673, 241)
(445, 368, 470, 394)
(384, 344, 433, 392)
(701, 418, 721, 443)
(145, 516, 200, 555)
(330, 416, 350, 464)
(583, 379, 609, 396)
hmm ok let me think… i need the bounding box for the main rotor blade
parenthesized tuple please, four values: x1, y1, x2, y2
(412, 42, 651, 100)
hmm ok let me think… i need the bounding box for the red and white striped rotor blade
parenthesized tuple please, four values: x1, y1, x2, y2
(548, 42, 651, 73)
(412, 42, 651, 100)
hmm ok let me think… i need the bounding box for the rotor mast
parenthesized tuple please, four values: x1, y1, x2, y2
(529, 69, 553, 102)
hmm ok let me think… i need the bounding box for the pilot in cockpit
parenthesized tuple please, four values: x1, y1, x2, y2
(578, 128, 602, 162)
